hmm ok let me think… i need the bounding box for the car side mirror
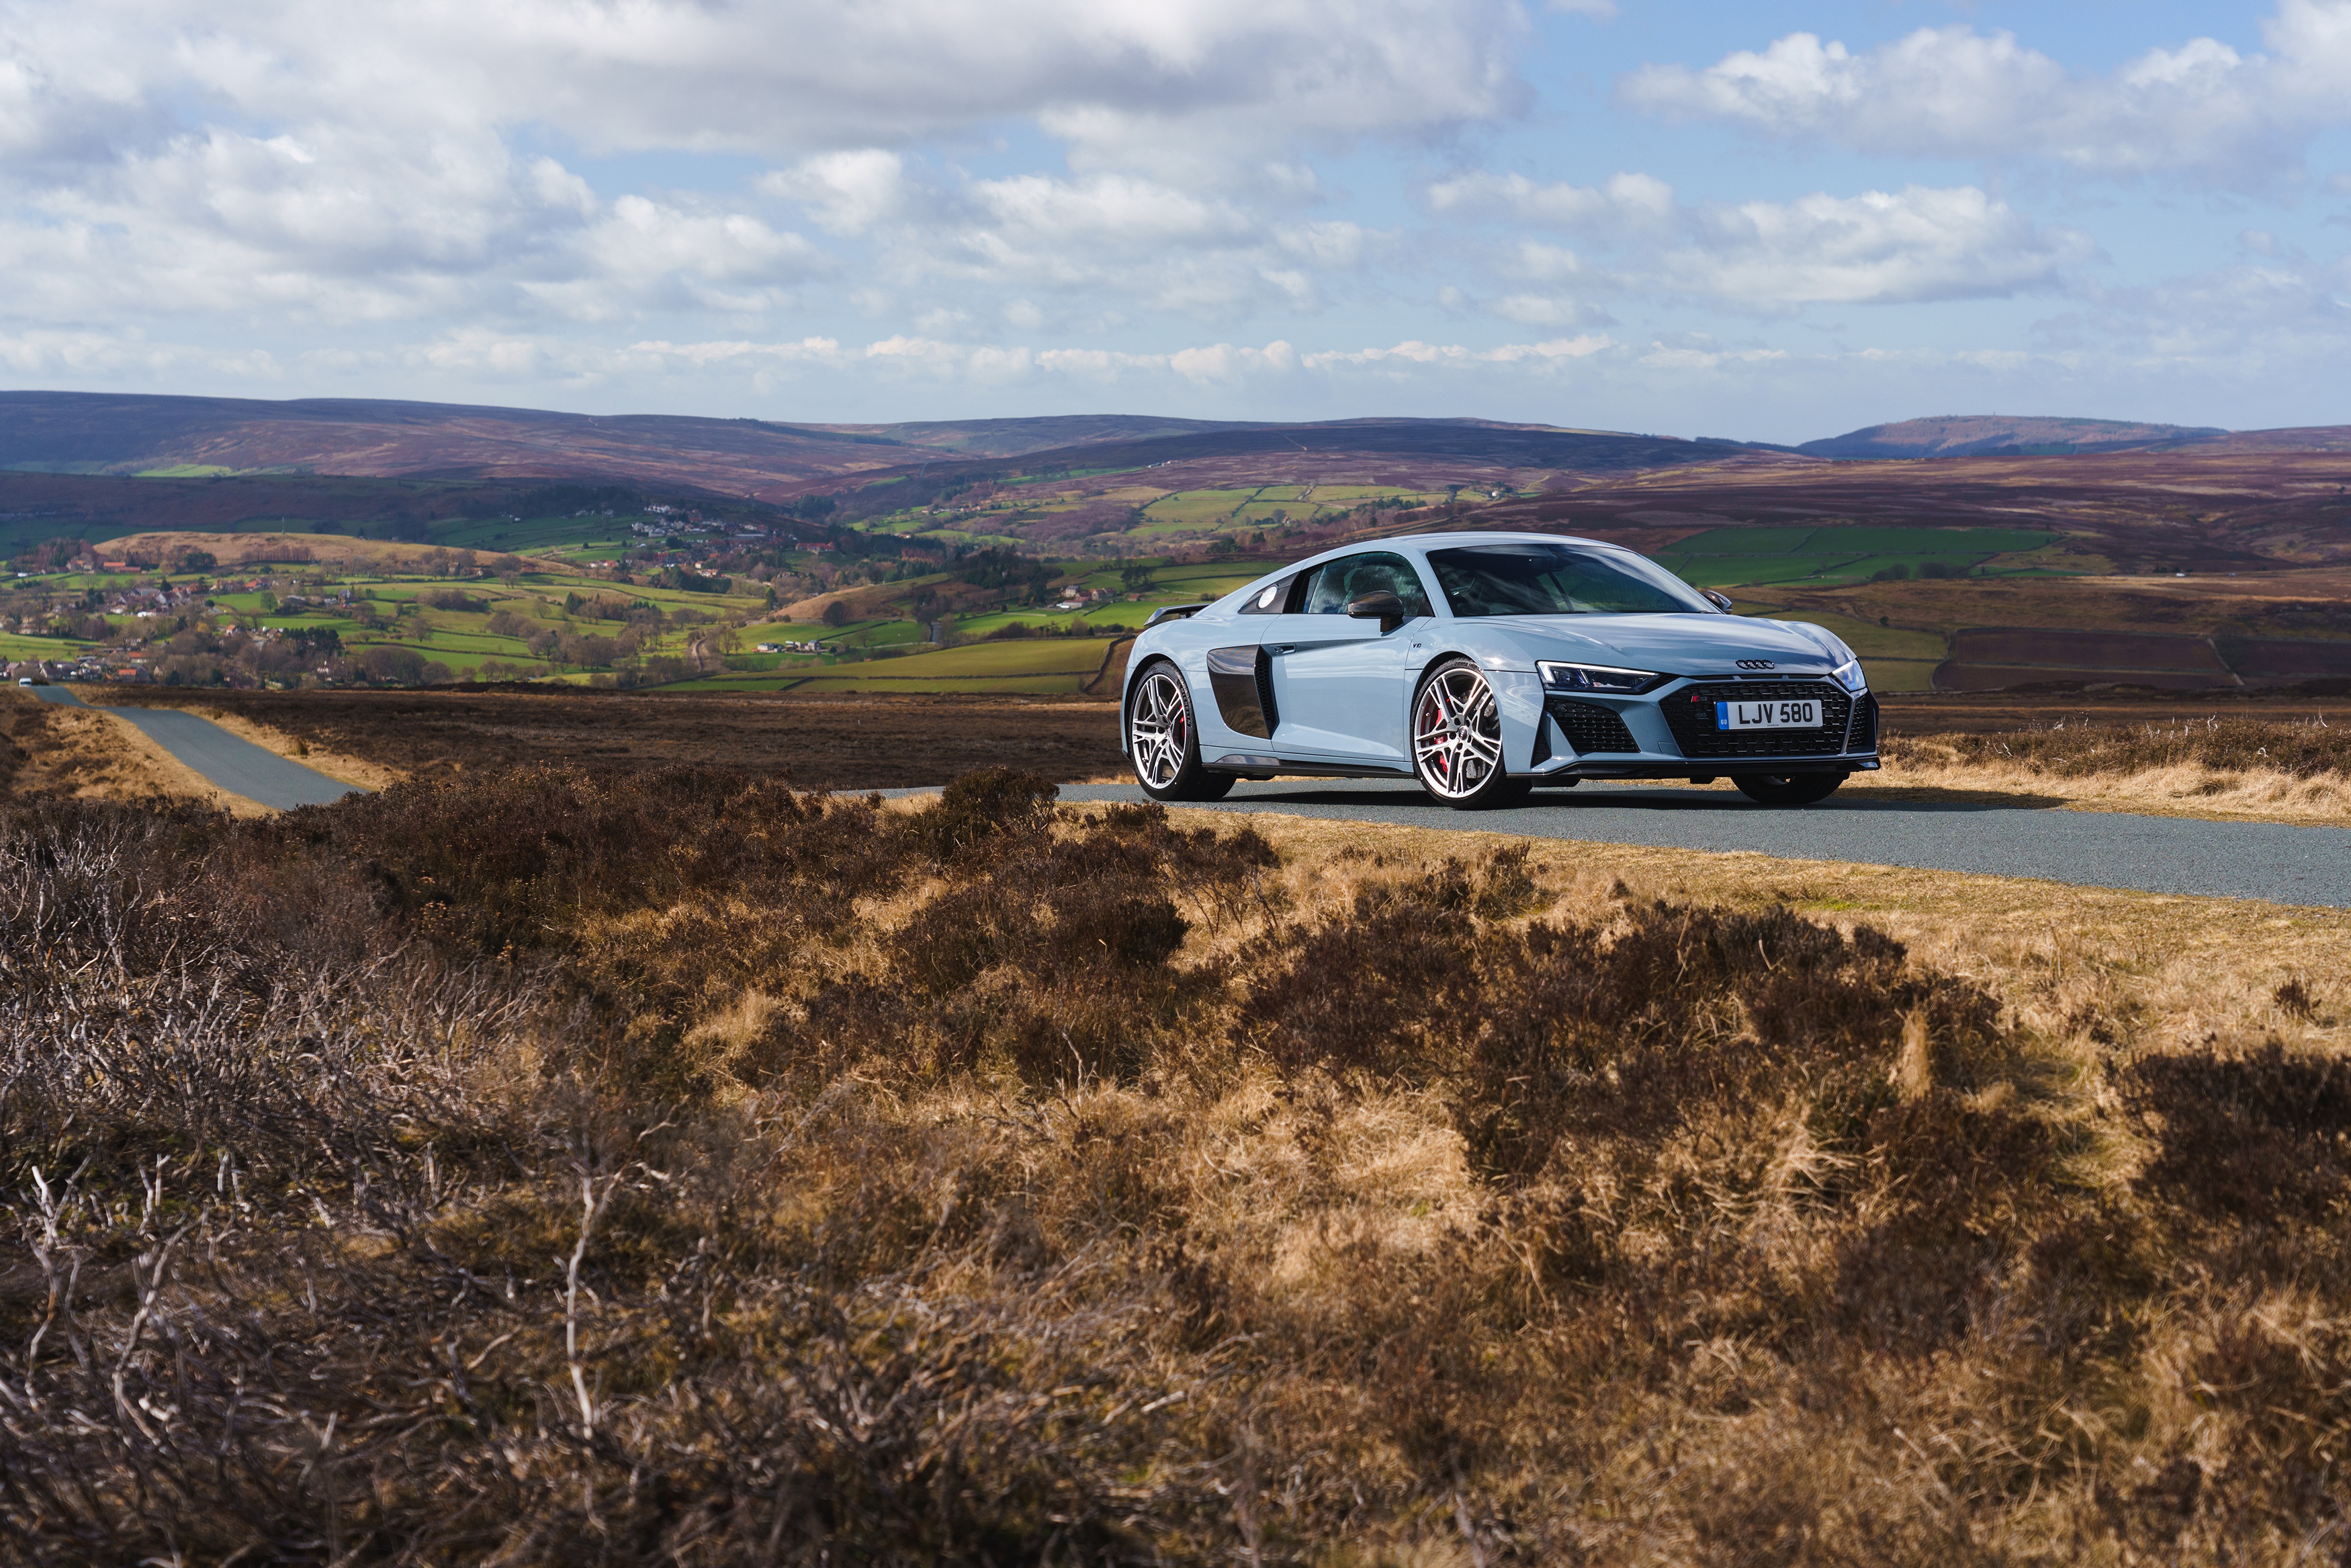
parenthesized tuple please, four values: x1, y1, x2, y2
(1703, 590, 1733, 612)
(1345, 590, 1406, 631)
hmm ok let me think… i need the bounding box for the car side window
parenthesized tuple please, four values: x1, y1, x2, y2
(1237, 573, 1296, 614)
(1299, 552, 1433, 617)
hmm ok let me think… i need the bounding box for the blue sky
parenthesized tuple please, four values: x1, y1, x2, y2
(1, 0, 2346, 441)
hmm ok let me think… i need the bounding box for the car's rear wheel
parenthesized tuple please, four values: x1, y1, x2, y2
(1411, 657, 1530, 809)
(1127, 660, 1233, 802)
(1732, 772, 1845, 806)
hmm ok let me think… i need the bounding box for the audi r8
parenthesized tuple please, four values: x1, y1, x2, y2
(1118, 532, 1879, 809)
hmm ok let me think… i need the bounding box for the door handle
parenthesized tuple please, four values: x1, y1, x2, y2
(1270, 644, 1296, 654)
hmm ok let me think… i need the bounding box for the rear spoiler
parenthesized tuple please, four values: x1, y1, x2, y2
(1144, 603, 1210, 627)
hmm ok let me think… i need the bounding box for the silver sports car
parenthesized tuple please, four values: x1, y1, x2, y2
(1120, 531, 1879, 809)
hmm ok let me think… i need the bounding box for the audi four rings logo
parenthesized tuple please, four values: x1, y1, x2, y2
(1735, 659, 1776, 670)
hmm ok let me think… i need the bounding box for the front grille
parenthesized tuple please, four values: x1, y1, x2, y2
(1845, 693, 1879, 753)
(1546, 697, 1639, 754)
(1662, 681, 1855, 759)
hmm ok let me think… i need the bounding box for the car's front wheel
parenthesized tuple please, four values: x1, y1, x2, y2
(1127, 659, 1233, 802)
(1732, 772, 1845, 806)
(1411, 657, 1531, 809)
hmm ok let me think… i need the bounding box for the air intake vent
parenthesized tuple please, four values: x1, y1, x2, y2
(1845, 693, 1879, 753)
(1546, 698, 1638, 754)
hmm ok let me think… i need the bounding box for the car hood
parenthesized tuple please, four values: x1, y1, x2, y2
(1473, 613, 1847, 673)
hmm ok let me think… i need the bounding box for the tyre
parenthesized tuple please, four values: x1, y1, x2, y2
(1126, 660, 1234, 802)
(1411, 657, 1531, 809)
(1732, 772, 1845, 806)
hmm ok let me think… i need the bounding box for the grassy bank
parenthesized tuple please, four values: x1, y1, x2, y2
(1871, 712, 2351, 823)
(2, 769, 2348, 1561)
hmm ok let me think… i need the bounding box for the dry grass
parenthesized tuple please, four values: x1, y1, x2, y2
(1196, 811, 2351, 1061)
(0, 688, 267, 814)
(1867, 713, 2351, 824)
(3, 770, 2348, 1563)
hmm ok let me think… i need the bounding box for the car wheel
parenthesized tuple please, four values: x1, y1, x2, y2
(1127, 660, 1234, 802)
(1411, 657, 1530, 809)
(1732, 772, 1845, 806)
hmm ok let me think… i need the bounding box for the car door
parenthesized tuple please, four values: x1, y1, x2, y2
(1264, 551, 1433, 763)
(1190, 569, 1300, 759)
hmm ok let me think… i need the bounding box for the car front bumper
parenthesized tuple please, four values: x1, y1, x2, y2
(1525, 675, 1879, 778)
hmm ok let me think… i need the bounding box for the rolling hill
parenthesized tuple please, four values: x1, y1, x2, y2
(0, 392, 912, 498)
(0, 392, 1779, 503)
(1797, 414, 2229, 459)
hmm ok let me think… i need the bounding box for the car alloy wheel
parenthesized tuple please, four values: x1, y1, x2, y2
(1126, 660, 1234, 802)
(1129, 665, 1190, 788)
(1411, 658, 1528, 809)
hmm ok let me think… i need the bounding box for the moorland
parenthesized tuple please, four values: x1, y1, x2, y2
(5, 766, 2350, 1562)
(6, 396, 2351, 1561)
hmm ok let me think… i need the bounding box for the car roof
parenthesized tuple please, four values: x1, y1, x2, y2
(1377, 531, 1620, 552)
(1257, 530, 1625, 580)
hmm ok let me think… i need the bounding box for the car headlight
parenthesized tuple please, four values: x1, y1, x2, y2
(1537, 660, 1669, 695)
(1830, 657, 1867, 693)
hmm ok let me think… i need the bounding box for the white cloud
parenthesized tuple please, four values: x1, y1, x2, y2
(757, 160, 1378, 321)
(1662, 187, 2090, 306)
(0, 0, 1529, 177)
(1429, 170, 1674, 231)
(1, 0, 2341, 434)
(0, 120, 827, 331)
(1431, 175, 2086, 308)
(759, 152, 909, 237)
(1300, 335, 1612, 369)
(1489, 294, 1609, 327)
(0, 0, 1524, 340)
(1620, 2, 2351, 184)
(614, 332, 1617, 387)
(2055, 256, 2351, 362)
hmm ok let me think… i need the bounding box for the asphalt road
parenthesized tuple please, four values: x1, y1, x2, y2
(17, 682, 2342, 904)
(26, 686, 364, 809)
(1043, 778, 2351, 909)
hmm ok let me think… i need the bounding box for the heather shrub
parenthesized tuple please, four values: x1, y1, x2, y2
(1890, 712, 2351, 778)
(1, 772, 2347, 1563)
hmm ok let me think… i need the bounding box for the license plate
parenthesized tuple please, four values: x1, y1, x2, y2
(1717, 698, 1821, 730)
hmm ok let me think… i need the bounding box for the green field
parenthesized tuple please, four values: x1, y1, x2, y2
(1229, 501, 1323, 526)
(1664, 526, 1821, 556)
(1656, 524, 2061, 588)
(1140, 490, 1259, 524)
(0, 631, 91, 660)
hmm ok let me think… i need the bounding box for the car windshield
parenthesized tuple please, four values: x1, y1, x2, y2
(1427, 543, 1714, 616)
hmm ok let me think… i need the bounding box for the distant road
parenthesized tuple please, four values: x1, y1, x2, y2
(29, 686, 364, 810)
(1040, 778, 2351, 909)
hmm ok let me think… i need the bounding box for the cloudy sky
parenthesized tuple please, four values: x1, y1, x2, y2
(3, 0, 2348, 440)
